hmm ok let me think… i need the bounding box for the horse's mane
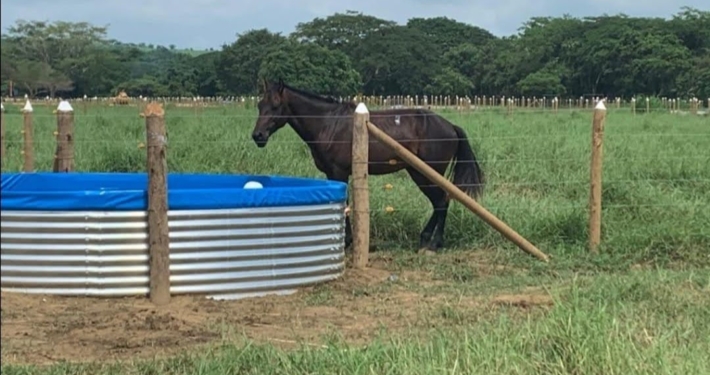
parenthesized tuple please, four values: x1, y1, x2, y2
(282, 83, 356, 111)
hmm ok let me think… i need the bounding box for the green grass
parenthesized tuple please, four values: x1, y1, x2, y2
(1, 102, 709, 374)
(3, 268, 709, 374)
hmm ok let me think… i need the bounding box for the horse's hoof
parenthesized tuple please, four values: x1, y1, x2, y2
(417, 248, 437, 256)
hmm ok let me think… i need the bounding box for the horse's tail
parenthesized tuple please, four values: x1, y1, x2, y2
(450, 125, 485, 199)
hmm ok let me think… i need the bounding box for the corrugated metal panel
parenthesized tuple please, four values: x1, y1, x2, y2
(1, 203, 346, 300)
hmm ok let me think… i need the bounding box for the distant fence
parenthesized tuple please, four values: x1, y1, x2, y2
(2, 94, 708, 115)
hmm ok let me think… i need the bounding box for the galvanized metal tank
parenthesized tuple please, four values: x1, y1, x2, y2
(1, 172, 347, 300)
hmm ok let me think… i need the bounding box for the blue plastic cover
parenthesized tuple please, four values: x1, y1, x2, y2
(1, 172, 347, 211)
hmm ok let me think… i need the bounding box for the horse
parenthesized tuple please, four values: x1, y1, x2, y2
(251, 78, 485, 253)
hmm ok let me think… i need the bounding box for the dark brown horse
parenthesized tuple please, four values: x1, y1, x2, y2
(251, 79, 485, 253)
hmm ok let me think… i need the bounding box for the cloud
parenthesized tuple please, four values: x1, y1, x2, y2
(1, 0, 704, 49)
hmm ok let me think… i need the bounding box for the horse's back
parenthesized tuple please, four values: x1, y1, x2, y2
(368, 108, 457, 140)
(361, 108, 460, 170)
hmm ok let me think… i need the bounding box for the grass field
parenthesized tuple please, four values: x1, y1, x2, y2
(1, 103, 709, 374)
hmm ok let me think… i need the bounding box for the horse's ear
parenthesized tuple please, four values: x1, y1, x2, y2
(261, 77, 268, 93)
(277, 78, 284, 94)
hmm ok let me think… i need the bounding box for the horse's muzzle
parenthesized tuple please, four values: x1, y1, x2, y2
(252, 131, 269, 147)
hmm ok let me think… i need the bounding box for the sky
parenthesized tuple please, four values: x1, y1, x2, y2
(1, 0, 706, 49)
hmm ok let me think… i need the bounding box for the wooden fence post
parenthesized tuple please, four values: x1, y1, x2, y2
(588, 100, 607, 254)
(21, 100, 33, 172)
(352, 103, 370, 269)
(53, 100, 75, 172)
(143, 102, 170, 305)
(1, 103, 5, 169)
(553, 97, 558, 114)
(507, 98, 513, 115)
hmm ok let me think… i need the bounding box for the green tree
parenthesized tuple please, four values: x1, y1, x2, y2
(677, 54, 710, 98)
(516, 67, 567, 97)
(61, 46, 131, 97)
(351, 25, 441, 95)
(258, 41, 361, 96)
(1, 9, 707, 98)
(1, 37, 18, 88)
(11, 61, 47, 97)
(407, 17, 494, 53)
(216, 29, 287, 95)
(670, 7, 710, 55)
(4, 20, 108, 67)
(191, 51, 221, 97)
(424, 67, 474, 96)
(478, 38, 527, 96)
(626, 32, 692, 96)
(292, 10, 397, 58)
(2, 20, 109, 97)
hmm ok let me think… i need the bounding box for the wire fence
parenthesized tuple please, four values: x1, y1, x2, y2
(2, 93, 709, 105)
(2, 93, 709, 116)
(0, 99, 708, 254)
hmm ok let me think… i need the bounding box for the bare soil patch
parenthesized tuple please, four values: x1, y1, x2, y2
(1, 252, 552, 366)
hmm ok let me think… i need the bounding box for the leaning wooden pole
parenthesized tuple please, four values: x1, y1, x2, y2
(588, 100, 607, 254)
(351, 103, 371, 269)
(365, 121, 549, 262)
(143, 102, 171, 305)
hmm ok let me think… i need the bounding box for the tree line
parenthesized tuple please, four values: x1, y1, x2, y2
(1, 8, 708, 100)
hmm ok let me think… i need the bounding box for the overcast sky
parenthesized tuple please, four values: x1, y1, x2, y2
(1, 0, 705, 49)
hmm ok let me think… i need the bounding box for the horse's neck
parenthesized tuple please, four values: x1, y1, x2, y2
(286, 96, 341, 148)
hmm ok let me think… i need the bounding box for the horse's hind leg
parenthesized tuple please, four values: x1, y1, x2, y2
(406, 167, 449, 252)
(429, 195, 450, 251)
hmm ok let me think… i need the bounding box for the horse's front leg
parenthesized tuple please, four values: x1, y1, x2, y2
(344, 207, 353, 249)
(342, 191, 353, 249)
(326, 170, 352, 249)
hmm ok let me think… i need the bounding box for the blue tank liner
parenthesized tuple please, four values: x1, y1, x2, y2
(1, 172, 347, 211)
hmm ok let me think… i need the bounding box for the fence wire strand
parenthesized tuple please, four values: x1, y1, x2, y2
(3, 134, 710, 146)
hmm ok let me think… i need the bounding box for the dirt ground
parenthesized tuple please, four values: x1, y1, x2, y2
(0, 253, 553, 366)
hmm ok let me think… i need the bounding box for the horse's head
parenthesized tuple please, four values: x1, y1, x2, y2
(252, 78, 289, 148)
